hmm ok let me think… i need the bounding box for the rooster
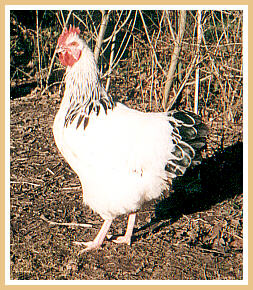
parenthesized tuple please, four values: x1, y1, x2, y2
(53, 25, 208, 251)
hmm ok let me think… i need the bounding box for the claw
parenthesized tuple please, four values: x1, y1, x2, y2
(73, 241, 101, 252)
(73, 219, 113, 252)
(112, 235, 131, 246)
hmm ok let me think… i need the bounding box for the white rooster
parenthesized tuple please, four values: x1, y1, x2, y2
(53, 25, 208, 251)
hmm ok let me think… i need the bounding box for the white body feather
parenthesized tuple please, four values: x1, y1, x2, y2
(54, 98, 174, 219)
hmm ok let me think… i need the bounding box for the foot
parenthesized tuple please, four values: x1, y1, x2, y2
(73, 241, 102, 252)
(112, 235, 131, 246)
(73, 219, 113, 252)
(112, 213, 136, 246)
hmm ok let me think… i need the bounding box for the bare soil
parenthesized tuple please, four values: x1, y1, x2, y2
(9, 90, 243, 281)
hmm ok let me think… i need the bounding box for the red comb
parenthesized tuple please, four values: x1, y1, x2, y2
(57, 25, 81, 46)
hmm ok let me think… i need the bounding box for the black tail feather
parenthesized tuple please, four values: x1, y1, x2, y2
(166, 110, 208, 178)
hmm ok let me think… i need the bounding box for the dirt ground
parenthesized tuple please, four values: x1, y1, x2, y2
(9, 90, 243, 281)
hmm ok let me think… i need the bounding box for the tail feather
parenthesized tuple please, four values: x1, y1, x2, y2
(166, 110, 208, 178)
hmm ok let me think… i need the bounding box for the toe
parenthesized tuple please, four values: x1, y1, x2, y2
(112, 236, 131, 245)
(73, 241, 101, 252)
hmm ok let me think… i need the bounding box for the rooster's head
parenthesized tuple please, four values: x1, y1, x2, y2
(56, 25, 83, 67)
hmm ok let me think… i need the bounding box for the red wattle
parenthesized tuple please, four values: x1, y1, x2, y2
(59, 50, 81, 67)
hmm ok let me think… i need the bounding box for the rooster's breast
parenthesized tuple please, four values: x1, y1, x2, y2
(53, 102, 174, 219)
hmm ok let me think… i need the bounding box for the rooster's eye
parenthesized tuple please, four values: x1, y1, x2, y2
(70, 41, 79, 47)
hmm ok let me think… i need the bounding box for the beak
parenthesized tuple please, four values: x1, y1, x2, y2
(55, 47, 65, 53)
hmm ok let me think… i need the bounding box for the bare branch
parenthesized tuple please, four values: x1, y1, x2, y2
(102, 11, 137, 79)
(194, 10, 202, 114)
(110, 15, 136, 71)
(105, 32, 116, 92)
(163, 10, 187, 110)
(165, 11, 176, 42)
(139, 10, 166, 76)
(44, 10, 72, 92)
(36, 10, 43, 90)
(94, 10, 111, 62)
(166, 54, 198, 111)
(103, 10, 132, 44)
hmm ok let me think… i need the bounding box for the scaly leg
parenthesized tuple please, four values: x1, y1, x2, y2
(113, 213, 136, 245)
(74, 219, 112, 252)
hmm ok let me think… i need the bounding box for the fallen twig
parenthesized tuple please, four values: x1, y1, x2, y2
(40, 214, 92, 228)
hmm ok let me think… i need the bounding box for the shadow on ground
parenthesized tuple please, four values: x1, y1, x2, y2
(134, 141, 243, 237)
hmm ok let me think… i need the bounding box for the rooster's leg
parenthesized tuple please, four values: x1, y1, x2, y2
(113, 213, 136, 245)
(74, 219, 112, 252)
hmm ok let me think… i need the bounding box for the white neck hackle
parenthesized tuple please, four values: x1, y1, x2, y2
(61, 38, 114, 128)
(64, 42, 102, 106)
